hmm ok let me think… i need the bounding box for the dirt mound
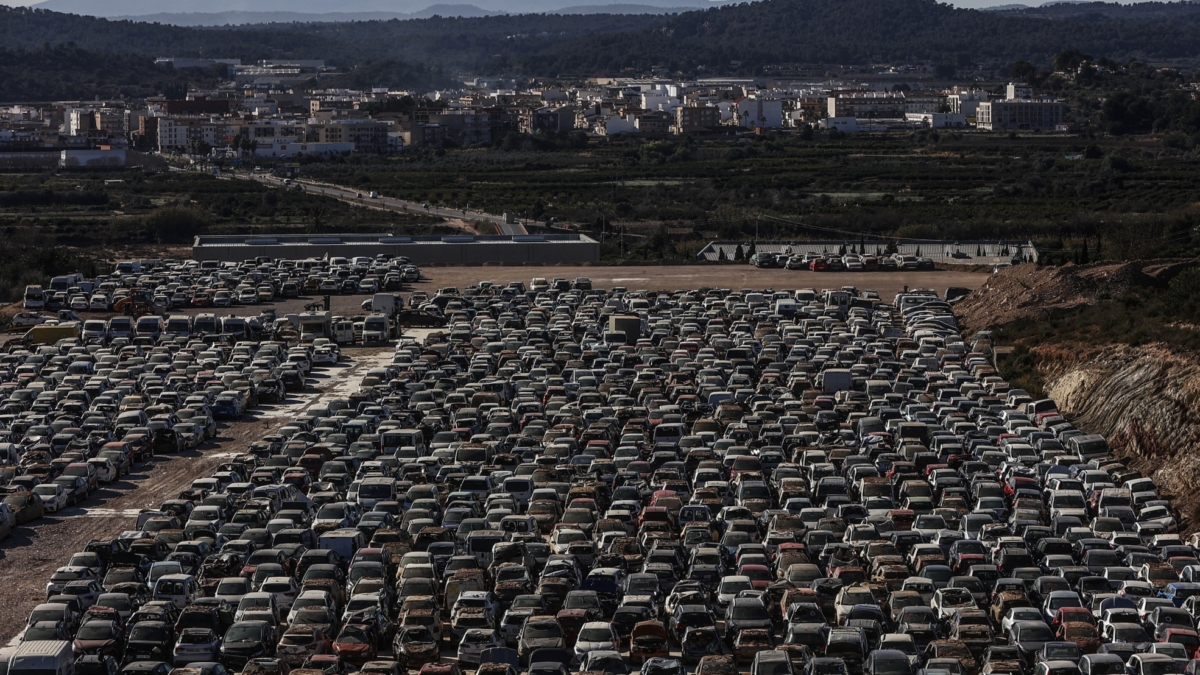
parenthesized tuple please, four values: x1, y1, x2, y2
(954, 258, 1198, 334)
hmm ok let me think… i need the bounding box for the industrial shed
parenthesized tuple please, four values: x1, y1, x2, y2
(192, 233, 600, 264)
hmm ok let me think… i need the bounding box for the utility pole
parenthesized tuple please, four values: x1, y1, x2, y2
(755, 216, 760, 244)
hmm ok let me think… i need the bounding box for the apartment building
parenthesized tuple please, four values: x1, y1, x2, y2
(826, 92, 906, 119)
(977, 99, 1067, 130)
(309, 119, 391, 153)
(674, 105, 721, 135)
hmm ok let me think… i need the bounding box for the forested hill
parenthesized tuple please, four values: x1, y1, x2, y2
(5, 0, 1200, 83)
(0, 6, 662, 67)
(511, 0, 1200, 74)
(0, 7, 341, 60)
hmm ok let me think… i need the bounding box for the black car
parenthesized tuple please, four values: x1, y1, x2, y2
(219, 621, 276, 668)
(119, 662, 172, 675)
(75, 655, 120, 675)
(124, 621, 175, 663)
(669, 605, 717, 644)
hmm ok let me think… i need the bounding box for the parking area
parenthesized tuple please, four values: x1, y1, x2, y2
(0, 257, 1176, 675)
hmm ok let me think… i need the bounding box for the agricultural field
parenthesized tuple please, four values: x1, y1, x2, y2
(301, 131, 1200, 263)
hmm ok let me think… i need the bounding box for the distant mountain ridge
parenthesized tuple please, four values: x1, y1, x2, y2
(34, 0, 719, 18)
(111, 5, 507, 26)
(991, 0, 1200, 19)
(110, 3, 692, 26)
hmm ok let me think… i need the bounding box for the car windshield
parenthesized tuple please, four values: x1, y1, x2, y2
(525, 622, 562, 639)
(130, 625, 167, 641)
(180, 632, 213, 644)
(1143, 663, 1178, 675)
(869, 660, 910, 675)
(76, 623, 117, 640)
(1020, 624, 1054, 641)
(732, 604, 769, 620)
(579, 627, 613, 641)
(338, 627, 370, 644)
(402, 627, 434, 642)
(720, 579, 752, 594)
(281, 632, 315, 646)
(225, 625, 261, 642)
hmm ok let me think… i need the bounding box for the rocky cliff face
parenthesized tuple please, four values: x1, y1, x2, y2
(953, 259, 1200, 526)
(1039, 343, 1200, 521)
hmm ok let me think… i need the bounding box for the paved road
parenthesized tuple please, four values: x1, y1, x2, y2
(234, 172, 528, 235)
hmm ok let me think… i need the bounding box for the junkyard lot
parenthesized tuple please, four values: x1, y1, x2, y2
(0, 266, 988, 660)
(0, 345, 400, 646)
(160, 266, 990, 320)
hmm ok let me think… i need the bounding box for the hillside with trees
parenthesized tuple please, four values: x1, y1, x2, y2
(0, 43, 218, 102)
(5, 0, 1200, 94)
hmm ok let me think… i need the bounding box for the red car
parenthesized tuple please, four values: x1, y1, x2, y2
(639, 506, 672, 529)
(738, 564, 773, 590)
(1056, 621, 1100, 654)
(1051, 607, 1095, 632)
(331, 624, 377, 665)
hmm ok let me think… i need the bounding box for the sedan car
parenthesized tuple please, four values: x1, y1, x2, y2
(173, 627, 222, 664)
(276, 625, 331, 667)
(457, 628, 503, 665)
(220, 621, 276, 668)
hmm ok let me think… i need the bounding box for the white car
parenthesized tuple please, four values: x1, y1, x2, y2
(87, 458, 118, 483)
(931, 587, 977, 620)
(457, 628, 502, 665)
(89, 295, 110, 311)
(1002, 606, 1043, 635)
(287, 589, 335, 625)
(312, 347, 338, 366)
(214, 577, 251, 606)
(11, 312, 47, 327)
(33, 484, 67, 512)
(573, 622, 618, 661)
(550, 528, 588, 555)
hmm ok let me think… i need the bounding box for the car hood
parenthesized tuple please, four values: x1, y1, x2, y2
(575, 640, 616, 652)
(74, 639, 117, 650)
(524, 638, 565, 648)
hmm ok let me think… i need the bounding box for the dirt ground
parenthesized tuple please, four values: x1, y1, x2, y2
(0, 345, 399, 645)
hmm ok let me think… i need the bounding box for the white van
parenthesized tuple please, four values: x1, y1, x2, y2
(10, 641, 73, 675)
(356, 477, 396, 510)
(153, 574, 198, 609)
(499, 515, 537, 535)
(23, 286, 45, 310)
(501, 477, 533, 507)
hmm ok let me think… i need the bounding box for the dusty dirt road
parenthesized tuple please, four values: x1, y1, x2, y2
(0, 345, 400, 645)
